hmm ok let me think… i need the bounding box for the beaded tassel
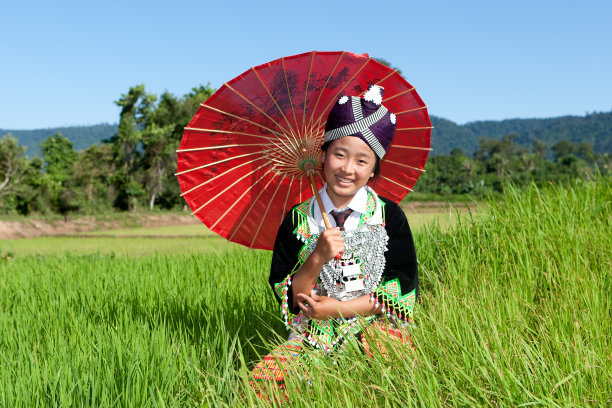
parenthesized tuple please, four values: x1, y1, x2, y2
(280, 276, 292, 329)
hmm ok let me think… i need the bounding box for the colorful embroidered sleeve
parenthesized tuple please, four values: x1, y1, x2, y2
(269, 202, 313, 325)
(371, 197, 419, 323)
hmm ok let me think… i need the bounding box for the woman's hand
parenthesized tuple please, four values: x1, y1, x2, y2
(312, 227, 345, 264)
(290, 228, 344, 309)
(297, 291, 340, 320)
(298, 292, 382, 320)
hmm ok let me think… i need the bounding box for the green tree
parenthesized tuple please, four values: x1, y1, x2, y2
(72, 143, 115, 210)
(41, 133, 79, 217)
(41, 133, 77, 183)
(474, 134, 517, 179)
(111, 84, 156, 210)
(576, 141, 595, 162)
(532, 139, 547, 160)
(0, 134, 28, 210)
(12, 157, 52, 215)
(551, 140, 575, 161)
(141, 85, 214, 210)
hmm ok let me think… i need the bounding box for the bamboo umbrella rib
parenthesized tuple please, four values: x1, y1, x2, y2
(267, 157, 291, 166)
(305, 125, 325, 149)
(312, 57, 371, 129)
(302, 51, 316, 130)
(311, 108, 431, 136)
(285, 128, 304, 150)
(298, 177, 302, 204)
(281, 128, 314, 160)
(280, 177, 294, 223)
(271, 130, 302, 160)
(249, 174, 287, 247)
(384, 88, 414, 103)
(181, 129, 304, 164)
(252, 67, 295, 131)
(268, 137, 304, 164)
(184, 127, 280, 143)
(281, 57, 299, 129)
(269, 146, 299, 171)
(276, 169, 307, 178)
(185, 126, 296, 163)
(307, 51, 345, 128)
(199, 104, 282, 137)
(227, 170, 279, 240)
(177, 143, 268, 153)
(379, 175, 414, 191)
(267, 154, 306, 168)
(383, 160, 426, 172)
(191, 162, 269, 216)
(390, 145, 433, 151)
(211, 168, 277, 233)
(395, 106, 428, 115)
(221, 73, 302, 155)
(175, 151, 263, 176)
(180, 157, 265, 197)
(224, 83, 291, 135)
(356, 70, 398, 97)
(396, 126, 434, 131)
(316, 172, 325, 186)
(229, 167, 276, 241)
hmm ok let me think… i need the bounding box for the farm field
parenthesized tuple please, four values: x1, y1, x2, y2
(0, 181, 609, 407)
(0, 203, 469, 257)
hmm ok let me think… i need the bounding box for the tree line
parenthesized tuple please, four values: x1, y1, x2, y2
(429, 111, 612, 156)
(0, 84, 213, 216)
(1, 85, 610, 216)
(417, 135, 610, 197)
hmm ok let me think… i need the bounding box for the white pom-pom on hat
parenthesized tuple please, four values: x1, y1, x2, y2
(338, 95, 349, 105)
(390, 113, 396, 124)
(363, 84, 383, 105)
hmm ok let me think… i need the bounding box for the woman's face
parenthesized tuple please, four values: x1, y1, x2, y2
(322, 136, 376, 208)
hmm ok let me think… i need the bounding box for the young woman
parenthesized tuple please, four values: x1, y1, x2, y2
(251, 85, 418, 390)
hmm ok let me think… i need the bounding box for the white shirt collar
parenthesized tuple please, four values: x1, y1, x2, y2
(319, 183, 369, 214)
(308, 184, 381, 233)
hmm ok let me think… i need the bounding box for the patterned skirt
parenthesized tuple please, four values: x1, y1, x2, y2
(249, 319, 413, 398)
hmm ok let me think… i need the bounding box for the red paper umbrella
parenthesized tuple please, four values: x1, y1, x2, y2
(177, 51, 431, 250)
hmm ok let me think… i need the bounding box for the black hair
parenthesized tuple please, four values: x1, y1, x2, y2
(321, 139, 381, 177)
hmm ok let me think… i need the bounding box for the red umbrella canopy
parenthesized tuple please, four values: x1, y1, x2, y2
(177, 51, 431, 250)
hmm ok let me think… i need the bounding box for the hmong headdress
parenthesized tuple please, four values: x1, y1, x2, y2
(324, 84, 397, 159)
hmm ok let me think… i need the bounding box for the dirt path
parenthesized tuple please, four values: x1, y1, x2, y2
(0, 213, 200, 240)
(0, 202, 477, 240)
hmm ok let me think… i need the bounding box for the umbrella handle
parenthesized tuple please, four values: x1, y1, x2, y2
(306, 168, 343, 261)
(306, 170, 332, 230)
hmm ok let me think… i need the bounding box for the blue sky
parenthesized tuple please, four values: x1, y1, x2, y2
(1, 0, 610, 129)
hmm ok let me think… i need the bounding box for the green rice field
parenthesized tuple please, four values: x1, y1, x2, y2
(0, 179, 610, 407)
(0, 205, 465, 257)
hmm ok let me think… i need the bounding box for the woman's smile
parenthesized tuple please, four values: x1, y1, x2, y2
(335, 175, 354, 184)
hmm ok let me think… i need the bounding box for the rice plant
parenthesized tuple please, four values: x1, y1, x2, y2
(0, 178, 609, 407)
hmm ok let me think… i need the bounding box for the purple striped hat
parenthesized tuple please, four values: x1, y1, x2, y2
(324, 84, 396, 158)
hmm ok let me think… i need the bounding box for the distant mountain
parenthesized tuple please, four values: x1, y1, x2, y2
(3, 110, 612, 158)
(0, 124, 117, 157)
(430, 111, 612, 155)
